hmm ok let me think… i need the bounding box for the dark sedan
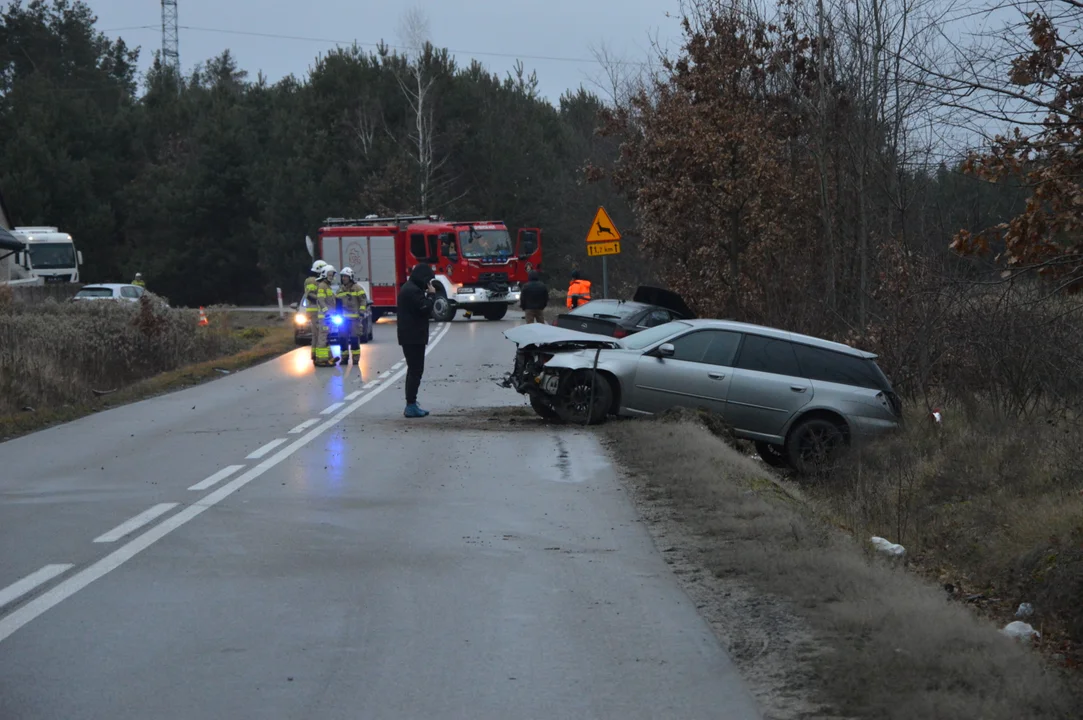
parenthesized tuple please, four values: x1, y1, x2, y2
(555, 286, 695, 339)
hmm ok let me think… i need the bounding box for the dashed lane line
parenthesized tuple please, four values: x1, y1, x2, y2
(93, 504, 179, 543)
(246, 438, 287, 459)
(0, 322, 452, 646)
(188, 465, 244, 491)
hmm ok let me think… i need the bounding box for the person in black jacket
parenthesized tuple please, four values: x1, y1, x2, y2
(397, 264, 436, 418)
(519, 270, 549, 324)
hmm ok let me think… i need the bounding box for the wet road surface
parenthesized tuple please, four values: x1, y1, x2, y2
(0, 314, 761, 719)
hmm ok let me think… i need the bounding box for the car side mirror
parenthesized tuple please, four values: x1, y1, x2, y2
(656, 343, 675, 358)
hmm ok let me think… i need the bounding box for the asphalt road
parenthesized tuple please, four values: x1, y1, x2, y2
(0, 313, 762, 720)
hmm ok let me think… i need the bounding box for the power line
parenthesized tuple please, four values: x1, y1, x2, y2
(101, 23, 653, 67)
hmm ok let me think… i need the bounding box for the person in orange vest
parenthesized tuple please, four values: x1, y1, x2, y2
(566, 270, 592, 309)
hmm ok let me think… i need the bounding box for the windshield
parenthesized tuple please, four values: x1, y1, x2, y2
(569, 300, 640, 320)
(458, 228, 513, 259)
(27, 242, 76, 269)
(76, 287, 113, 298)
(621, 321, 692, 350)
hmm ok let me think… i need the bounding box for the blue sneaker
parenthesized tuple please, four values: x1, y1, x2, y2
(415, 404, 430, 417)
(404, 403, 428, 418)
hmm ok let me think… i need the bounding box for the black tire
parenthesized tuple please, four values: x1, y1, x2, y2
(482, 304, 508, 321)
(785, 417, 848, 475)
(755, 441, 790, 469)
(295, 334, 311, 346)
(529, 394, 562, 421)
(555, 370, 613, 426)
(431, 288, 457, 322)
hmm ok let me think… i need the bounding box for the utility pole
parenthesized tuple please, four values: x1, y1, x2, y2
(161, 0, 180, 77)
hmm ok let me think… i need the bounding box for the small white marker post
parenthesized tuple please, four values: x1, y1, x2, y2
(276, 287, 284, 318)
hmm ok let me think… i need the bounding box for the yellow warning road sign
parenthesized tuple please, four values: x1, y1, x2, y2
(586, 207, 621, 243)
(587, 240, 621, 257)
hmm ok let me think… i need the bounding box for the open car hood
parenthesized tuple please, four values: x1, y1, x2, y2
(632, 286, 695, 319)
(504, 323, 622, 351)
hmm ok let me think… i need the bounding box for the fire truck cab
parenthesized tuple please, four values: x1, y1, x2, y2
(317, 215, 542, 322)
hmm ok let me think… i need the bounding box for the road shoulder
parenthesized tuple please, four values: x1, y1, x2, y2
(601, 414, 1077, 720)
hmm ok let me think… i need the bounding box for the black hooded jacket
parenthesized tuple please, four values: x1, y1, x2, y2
(519, 270, 549, 310)
(397, 264, 436, 345)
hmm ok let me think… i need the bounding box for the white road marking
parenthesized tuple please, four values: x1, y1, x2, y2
(188, 465, 244, 491)
(345, 391, 363, 401)
(362, 382, 377, 389)
(246, 438, 287, 459)
(93, 503, 178, 543)
(288, 419, 320, 434)
(378, 371, 391, 379)
(0, 565, 73, 610)
(0, 321, 453, 645)
(321, 402, 345, 415)
(391, 362, 404, 370)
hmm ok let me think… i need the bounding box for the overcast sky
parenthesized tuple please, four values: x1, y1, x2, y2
(88, 0, 686, 104)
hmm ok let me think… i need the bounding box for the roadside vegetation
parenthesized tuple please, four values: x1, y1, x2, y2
(605, 411, 1080, 719)
(0, 287, 291, 438)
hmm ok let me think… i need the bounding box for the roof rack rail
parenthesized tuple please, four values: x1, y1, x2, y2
(322, 215, 439, 227)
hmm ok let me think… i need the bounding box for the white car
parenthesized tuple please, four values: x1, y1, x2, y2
(72, 283, 147, 303)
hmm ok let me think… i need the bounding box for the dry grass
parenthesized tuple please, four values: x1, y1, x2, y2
(827, 403, 1083, 667)
(0, 299, 292, 439)
(604, 412, 1079, 719)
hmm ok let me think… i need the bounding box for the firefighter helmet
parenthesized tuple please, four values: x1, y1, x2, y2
(321, 265, 336, 280)
(340, 266, 354, 280)
(311, 259, 327, 273)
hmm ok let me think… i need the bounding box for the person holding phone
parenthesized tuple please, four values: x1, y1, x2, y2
(397, 264, 437, 418)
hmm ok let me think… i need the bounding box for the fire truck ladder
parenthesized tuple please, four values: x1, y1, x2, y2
(323, 215, 440, 228)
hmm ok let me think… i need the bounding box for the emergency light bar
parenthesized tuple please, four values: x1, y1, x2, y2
(323, 215, 439, 228)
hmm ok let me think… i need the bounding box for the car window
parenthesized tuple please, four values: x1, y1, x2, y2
(792, 343, 892, 391)
(120, 287, 139, 298)
(702, 331, 742, 366)
(735, 334, 801, 377)
(75, 288, 113, 298)
(665, 329, 742, 365)
(568, 301, 639, 319)
(642, 310, 671, 327)
(622, 321, 692, 350)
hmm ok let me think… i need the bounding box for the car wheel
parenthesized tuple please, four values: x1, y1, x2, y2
(755, 441, 790, 469)
(431, 288, 457, 322)
(483, 304, 508, 321)
(785, 417, 848, 475)
(556, 370, 612, 426)
(529, 394, 562, 422)
(295, 334, 310, 346)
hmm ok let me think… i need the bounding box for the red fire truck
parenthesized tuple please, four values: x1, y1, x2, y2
(315, 215, 542, 322)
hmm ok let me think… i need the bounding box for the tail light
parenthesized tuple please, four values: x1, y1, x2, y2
(613, 328, 629, 338)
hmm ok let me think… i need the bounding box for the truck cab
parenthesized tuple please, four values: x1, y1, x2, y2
(11, 227, 83, 283)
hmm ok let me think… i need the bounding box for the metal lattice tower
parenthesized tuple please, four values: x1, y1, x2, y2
(160, 0, 180, 76)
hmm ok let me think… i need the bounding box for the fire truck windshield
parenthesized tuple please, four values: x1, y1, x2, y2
(458, 228, 513, 259)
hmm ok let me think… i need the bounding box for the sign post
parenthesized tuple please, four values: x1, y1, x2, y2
(276, 287, 284, 318)
(585, 207, 622, 299)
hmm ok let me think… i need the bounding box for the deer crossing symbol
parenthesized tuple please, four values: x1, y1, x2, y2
(595, 220, 615, 237)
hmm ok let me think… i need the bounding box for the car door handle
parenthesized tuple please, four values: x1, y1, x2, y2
(790, 386, 807, 393)
(708, 372, 725, 380)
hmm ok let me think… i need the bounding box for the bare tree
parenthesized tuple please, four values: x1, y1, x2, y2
(393, 6, 446, 214)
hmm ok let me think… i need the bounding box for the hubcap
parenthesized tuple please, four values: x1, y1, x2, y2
(798, 426, 842, 464)
(433, 297, 449, 315)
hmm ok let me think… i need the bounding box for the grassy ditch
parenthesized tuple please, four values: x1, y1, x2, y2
(0, 295, 293, 439)
(603, 409, 1079, 719)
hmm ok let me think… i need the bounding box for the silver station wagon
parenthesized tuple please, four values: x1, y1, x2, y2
(504, 319, 902, 473)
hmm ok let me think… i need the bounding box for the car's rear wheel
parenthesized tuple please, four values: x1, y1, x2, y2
(785, 417, 848, 475)
(755, 441, 790, 469)
(529, 394, 561, 421)
(483, 304, 508, 321)
(556, 371, 612, 426)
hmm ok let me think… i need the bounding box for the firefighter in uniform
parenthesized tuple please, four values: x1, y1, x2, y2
(304, 260, 327, 361)
(132, 273, 146, 288)
(566, 270, 592, 309)
(336, 267, 368, 365)
(313, 264, 337, 367)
